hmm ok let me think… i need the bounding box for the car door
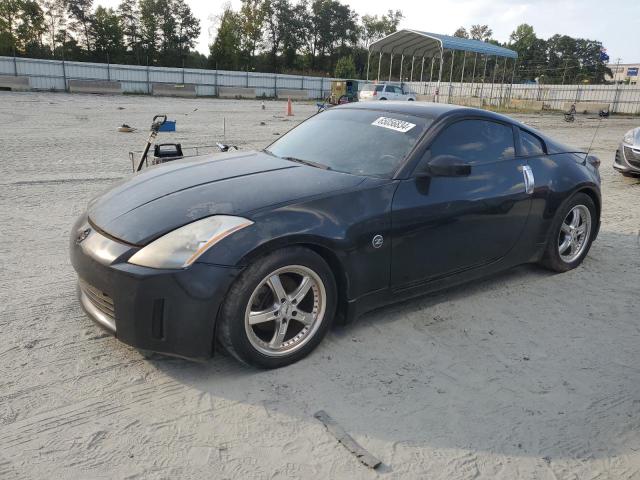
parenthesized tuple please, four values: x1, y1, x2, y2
(384, 85, 397, 100)
(390, 118, 532, 288)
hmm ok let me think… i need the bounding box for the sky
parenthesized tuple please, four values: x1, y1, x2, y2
(99, 0, 640, 64)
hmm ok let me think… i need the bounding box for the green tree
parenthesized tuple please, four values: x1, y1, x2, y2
(67, 0, 94, 52)
(239, 0, 264, 65)
(334, 55, 355, 78)
(118, 0, 141, 62)
(91, 6, 123, 60)
(453, 27, 468, 38)
(209, 3, 243, 70)
(470, 24, 492, 41)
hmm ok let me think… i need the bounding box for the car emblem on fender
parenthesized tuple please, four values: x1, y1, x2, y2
(372, 234, 384, 249)
(76, 228, 91, 244)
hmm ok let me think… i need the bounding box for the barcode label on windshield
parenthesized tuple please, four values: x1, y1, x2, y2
(371, 116, 416, 133)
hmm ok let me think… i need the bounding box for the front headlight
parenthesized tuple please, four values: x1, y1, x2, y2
(128, 215, 253, 269)
(623, 128, 637, 145)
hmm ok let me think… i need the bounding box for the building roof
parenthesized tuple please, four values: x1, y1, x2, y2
(369, 29, 518, 59)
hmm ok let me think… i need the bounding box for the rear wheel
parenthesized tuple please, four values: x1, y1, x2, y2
(218, 247, 336, 368)
(540, 193, 597, 272)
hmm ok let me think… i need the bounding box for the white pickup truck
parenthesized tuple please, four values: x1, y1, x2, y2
(359, 83, 416, 102)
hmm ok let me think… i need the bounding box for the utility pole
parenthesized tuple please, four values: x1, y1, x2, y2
(561, 59, 569, 85)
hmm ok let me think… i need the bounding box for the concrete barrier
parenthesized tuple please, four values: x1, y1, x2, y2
(277, 88, 308, 100)
(152, 83, 196, 97)
(508, 99, 545, 111)
(449, 96, 483, 107)
(563, 102, 610, 114)
(0, 75, 30, 91)
(217, 86, 256, 99)
(68, 80, 121, 94)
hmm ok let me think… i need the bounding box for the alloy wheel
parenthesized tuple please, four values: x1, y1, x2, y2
(558, 204, 592, 263)
(244, 265, 326, 357)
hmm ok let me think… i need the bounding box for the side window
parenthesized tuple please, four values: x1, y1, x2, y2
(375, 85, 384, 92)
(429, 120, 515, 165)
(385, 85, 394, 93)
(519, 129, 546, 157)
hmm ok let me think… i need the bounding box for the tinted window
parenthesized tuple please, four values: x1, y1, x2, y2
(266, 109, 432, 177)
(519, 129, 545, 156)
(385, 85, 397, 93)
(430, 120, 515, 165)
(375, 85, 384, 92)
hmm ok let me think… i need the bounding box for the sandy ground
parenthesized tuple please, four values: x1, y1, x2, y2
(1, 92, 639, 480)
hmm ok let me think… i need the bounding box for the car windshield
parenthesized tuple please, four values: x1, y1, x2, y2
(265, 108, 432, 177)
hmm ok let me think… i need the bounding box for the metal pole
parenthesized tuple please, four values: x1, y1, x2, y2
(274, 73, 278, 98)
(508, 59, 517, 105)
(13, 47, 18, 76)
(366, 49, 371, 81)
(107, 52, 111, 81)
(489, 56, 498, 107)
(377, 52, 382, 82)
(479, 55, 488, 106)
(499, 58, 507, 105)
(61, 32, 68, 92)
(460, 52, 466, 83)
(436, 48, 444, 102)
(470, 52, 478, 97)
(146, 56, 150, 94)
(448, 50, 455, 103)
(389, 54, 393, 82)
(420, 57, 425, 82)
(410, 56, 415, 82)
(399, 54, 404, 82)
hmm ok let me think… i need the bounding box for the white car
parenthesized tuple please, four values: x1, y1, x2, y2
(359, 83, 416, 102)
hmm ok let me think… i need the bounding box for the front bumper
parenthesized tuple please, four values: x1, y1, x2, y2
(70, 216, 242, 360)
(614, 144, 640, 174)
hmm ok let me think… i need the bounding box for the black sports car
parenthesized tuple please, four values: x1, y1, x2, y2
(70, 102, 601, 368)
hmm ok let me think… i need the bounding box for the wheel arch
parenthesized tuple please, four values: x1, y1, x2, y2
(237, 237, 351, 324)
(575, 185, 601, 241)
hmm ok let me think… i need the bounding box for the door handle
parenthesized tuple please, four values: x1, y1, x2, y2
(523, 165, 535, 194)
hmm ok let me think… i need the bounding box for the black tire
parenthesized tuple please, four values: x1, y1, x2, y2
(407, 98, 415, 101)
(217, 247, 337, 369)
(621, 171, 640, 178)
(540, 193, 597, 272)
(379, 97, 387, 100)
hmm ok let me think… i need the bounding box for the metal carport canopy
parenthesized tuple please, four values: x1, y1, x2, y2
(369, 29, 518, 59)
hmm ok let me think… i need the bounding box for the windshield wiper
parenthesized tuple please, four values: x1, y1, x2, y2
(281, 156, 332, 170)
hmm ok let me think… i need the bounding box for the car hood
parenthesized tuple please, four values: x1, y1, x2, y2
(88, 150, 365, 245)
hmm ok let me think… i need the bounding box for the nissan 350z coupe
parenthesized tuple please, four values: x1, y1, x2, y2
(70, 102, 601, 368)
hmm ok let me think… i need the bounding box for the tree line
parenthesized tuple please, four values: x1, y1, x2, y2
(0, 0, 612, 84)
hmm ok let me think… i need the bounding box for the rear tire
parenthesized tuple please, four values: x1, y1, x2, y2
(218, 247, 336, 369)
(540, 193, 597, 272)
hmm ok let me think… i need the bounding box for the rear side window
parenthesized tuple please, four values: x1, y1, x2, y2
(375, 85, 384, 92)
(519, 129, 546, 157)
(430, 119, 515, 165)
(385, 85, 396, 93)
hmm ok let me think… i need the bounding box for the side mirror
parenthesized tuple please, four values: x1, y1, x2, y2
(420, 154, 471, 177)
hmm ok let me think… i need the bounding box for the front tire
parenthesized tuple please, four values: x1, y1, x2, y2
(218, 247, 336, 368)
(540, 193, 597, 272)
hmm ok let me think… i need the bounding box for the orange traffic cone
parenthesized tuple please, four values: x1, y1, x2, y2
(286, 96, 293, 116)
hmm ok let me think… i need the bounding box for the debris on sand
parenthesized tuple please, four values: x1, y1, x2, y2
(314, 410, 381, 469)
(118, 124, 136, 133)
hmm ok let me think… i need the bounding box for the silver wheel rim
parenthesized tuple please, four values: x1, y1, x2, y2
(244, 265, 326, 357)
(558, 205, 591, 263)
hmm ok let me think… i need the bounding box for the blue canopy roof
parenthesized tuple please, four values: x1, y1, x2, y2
(370, 29, 518, 59)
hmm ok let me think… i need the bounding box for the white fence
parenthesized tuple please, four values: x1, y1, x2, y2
(2, 56, 639, 114)
(406, 80, 640, 114)
(0, 56, 334, 99)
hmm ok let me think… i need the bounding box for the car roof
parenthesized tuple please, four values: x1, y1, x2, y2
(335, 101, 585, 154)
(337, 101, 506, 122)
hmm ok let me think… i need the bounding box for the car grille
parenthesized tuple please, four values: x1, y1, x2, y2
(79, 279, 115, 321)
(615, 148, 623, 164)
(624, 146, 640, 168)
